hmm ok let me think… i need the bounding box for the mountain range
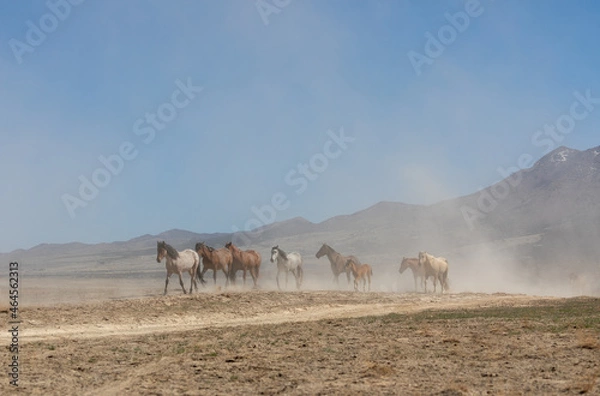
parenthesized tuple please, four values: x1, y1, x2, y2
(3, 145, 599, 291)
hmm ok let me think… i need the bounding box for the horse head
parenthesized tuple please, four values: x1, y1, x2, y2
(315, 243, 329, 259)
(344, 258, 354, 270)
(270, 245, 277, 263)
(418, 251, 427, 267)
(399, 257, 409, 273)
(156, 241, 166, 263)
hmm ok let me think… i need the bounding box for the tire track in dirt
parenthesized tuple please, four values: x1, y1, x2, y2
(19, 293, 552, 343)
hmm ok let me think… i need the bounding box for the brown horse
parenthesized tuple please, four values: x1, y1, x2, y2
(344, 259, 373, 292)
(195, 242, 233, 287)
(399, 257, 427, 292)
(315, 243, 359, 286)
(225, 242, 261, 288)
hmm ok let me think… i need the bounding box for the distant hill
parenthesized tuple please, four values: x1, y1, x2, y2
(3, 145, 599, 291)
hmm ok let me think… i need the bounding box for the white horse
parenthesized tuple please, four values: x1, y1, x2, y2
(418, 251, 449, 294)
(156, 241, 205, 295)
(270, 245, 303, 290)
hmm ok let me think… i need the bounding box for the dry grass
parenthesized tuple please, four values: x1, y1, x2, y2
(576, 330, 600, 350)
(3, 293, 599, 395)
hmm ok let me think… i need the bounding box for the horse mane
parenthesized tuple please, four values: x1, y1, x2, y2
(272, 246, 287, 260)
(279, 248, 288, 260)
(195, 242, 214, 253)
(225, 242, 239, 251)
(161, 241, 180, 259)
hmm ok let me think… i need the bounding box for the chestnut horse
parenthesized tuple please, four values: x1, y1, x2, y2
(344, 259, 373, 292)
(315, 243, 359, 286)
(156, 241, 205, 295)
(195, 242, 233, 287)
(225, 242, 261, 288)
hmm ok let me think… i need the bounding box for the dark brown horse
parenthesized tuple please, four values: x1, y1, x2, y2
(225, 242, 261, 288)
(315, 243, 360, 286)
(195, 242, 233, 287)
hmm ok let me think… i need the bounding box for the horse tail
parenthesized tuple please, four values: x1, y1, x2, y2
(296, 265, 304, 288)
(196, 259, 206, 285)
(228, 263, 236, 282)
(443, 266, 449, 292)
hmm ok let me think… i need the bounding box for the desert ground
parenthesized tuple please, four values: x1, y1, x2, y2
(1, 270, 599, 396)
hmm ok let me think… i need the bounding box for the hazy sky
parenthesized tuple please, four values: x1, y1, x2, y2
(1, 0, 599, 252)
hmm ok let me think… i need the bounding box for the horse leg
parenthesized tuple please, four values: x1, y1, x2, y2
(213, 269, 217, 286)
(192, 264, 200, 293)
(293, 268, 300, 290)
(242, 269, 247, 287)
(189, 269, 197, 294)
(224, 267, 230, 288)
(276, 268, 282, 291)
(177, 273, 187, 294)
(164, 272, 171, 295)
(285, 270, 290, 290)
(296, 267, 303, 289)
(251, 267, 258, 288)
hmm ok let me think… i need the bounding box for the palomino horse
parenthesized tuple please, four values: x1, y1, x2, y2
(315, 243, 359, 286)
(156, 241, 205, 295)
(225, 242, 261, 288)
(418, 251, 449, 294)
(270, 245, 303, 290)
(399, 257, 427, 292)
(195, 242, 233, 287)
(345, 259, 373, 292)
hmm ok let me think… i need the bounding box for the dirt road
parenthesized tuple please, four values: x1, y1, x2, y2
(2, 291, 599, 395)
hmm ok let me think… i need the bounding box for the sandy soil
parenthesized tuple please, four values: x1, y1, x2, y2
(1, 290, 599, 395)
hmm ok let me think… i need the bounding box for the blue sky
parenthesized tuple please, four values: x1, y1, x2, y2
(1, 0, 599, 252)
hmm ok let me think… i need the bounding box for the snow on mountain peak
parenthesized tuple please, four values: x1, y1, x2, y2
(550, 147, 575, 163)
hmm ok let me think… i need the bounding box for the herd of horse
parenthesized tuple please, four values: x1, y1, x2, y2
(156, 241, 450, 295)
